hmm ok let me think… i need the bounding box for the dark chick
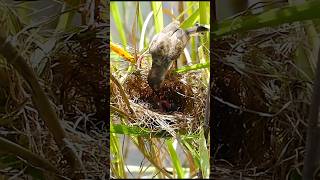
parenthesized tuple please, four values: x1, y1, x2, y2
(147, 21, 209, 92)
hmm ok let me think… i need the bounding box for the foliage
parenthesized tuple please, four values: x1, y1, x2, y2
(110, 1, 210, 178)
(0, 0, 108, 179)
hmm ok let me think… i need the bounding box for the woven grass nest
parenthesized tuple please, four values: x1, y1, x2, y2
(111, 60, 208, 137)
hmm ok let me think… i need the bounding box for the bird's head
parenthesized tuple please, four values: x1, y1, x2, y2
(147, 74, 161, 92)
(147, 55, 173, 92)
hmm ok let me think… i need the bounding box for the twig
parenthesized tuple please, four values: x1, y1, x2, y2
(110, 73, 135, 115)
(0, 136, 58, 174)
(213, 96, 290, 117)
(110, 105, 133, 120)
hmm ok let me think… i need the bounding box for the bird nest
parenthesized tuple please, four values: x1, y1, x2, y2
(111, 61, 207, 137)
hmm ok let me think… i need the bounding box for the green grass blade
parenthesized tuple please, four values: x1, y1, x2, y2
(137, 2, 144, 35)
(199, 131, 210, 178)
(186, 2, 197, 63)
(111, 1, 127, 48)
(176, 2, 197, 22)
(180, 8, 199, 29)
(151, 2, 163, 33)
(198, 46, 209, 84)
(181, 137, 200, 167)
(213, 0, 320, 38)
(0, 1, 23, 34)
(175, 62, 209, 74)
(139, 11, 154, 51)
(110, 128, 127, 178)
(294, 44, 314, 81)
(15, 2, 31, 25)
(199, 2, 210, 25)
(199, 1, 210, 58)
(190, 38, 197, 64)
(166, 139, 184, 178)
(56, 3, 76, 32)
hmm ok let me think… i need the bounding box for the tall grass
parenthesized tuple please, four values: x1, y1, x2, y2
(110, 1, 210, 178)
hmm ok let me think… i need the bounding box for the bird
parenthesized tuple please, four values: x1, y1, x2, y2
(147, 21, 209, 92)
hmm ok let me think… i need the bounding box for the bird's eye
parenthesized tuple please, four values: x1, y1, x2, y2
(159, 42, 165, 49)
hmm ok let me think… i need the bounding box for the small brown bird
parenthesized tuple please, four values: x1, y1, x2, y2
(147, 21, 209, 92)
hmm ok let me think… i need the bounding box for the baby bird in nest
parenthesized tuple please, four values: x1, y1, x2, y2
(147, 21, 209, 92)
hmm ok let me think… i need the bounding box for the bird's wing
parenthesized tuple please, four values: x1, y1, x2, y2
(149, 34, 158, 52)
(171, 29, 189, 45)
(161, 21, 180, 34)
(149, 21, 181, 54)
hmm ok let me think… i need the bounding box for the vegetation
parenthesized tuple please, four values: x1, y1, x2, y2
(110, 1, 210, 179)
(110, 0, 320, 179)
(1, 0, 320, 179)
(0, 0, 107, 179)
(212, 0, 320, 179)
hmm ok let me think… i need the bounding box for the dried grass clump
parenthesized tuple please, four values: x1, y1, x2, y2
(51, 28, 107, 125)
(49, 26, 108, 177)
(111, 61, 207, 136)
(212, 23, 311, 179)
(0, 25, 108, 178)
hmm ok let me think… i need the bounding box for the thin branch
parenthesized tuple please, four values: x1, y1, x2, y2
(0, 136, 58, 173)
(213, 96, 290, 117)
(110, 73, 135, 115)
